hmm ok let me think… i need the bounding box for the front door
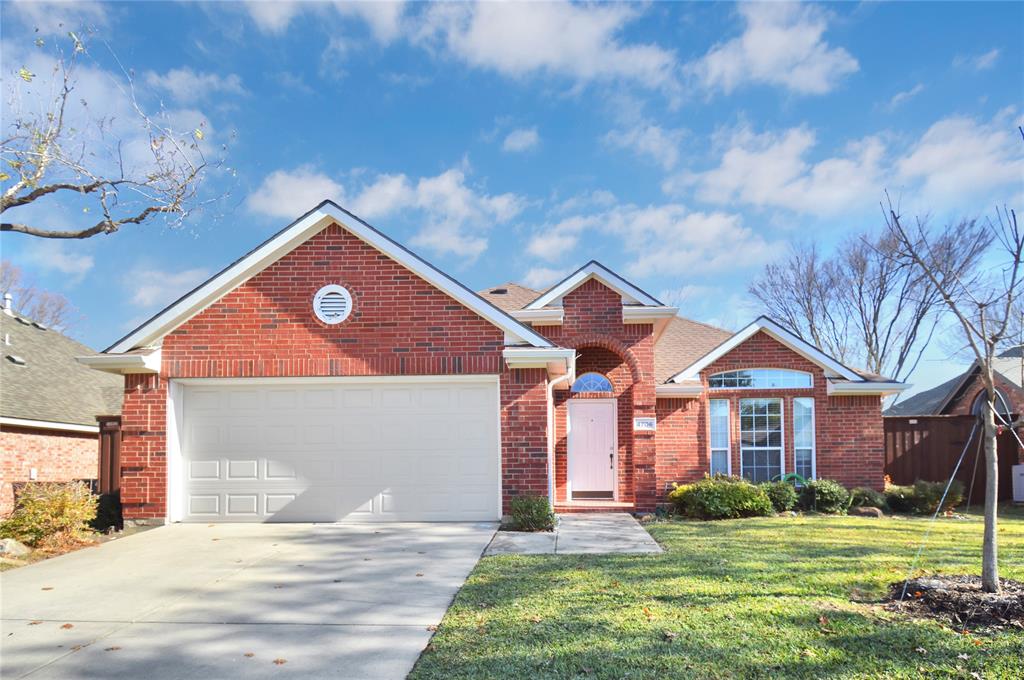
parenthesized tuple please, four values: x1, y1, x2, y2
(567, 400, 616, 499)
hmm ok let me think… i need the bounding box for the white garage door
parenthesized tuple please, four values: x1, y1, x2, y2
(178, 378, 501, 522)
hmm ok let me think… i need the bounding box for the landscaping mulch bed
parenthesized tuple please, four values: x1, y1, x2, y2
(886, 575, 1024, 631)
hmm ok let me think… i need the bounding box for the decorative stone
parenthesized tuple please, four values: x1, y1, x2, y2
(0, 538, 31, 556)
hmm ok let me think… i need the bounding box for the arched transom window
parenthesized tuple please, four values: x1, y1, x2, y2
(571, 372, 613, 393)
(708, 368, 812, 389)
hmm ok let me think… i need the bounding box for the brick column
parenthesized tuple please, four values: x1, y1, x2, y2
(119, 373, 168, 522)
(500, 367, 549, 513)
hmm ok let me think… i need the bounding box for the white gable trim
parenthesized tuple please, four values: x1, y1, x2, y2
(668, 316, 862, 383)
(106, 201, 553, 353)
(525, 261, 662, 309)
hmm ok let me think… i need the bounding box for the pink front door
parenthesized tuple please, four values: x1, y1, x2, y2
(567, 400, 616, 498)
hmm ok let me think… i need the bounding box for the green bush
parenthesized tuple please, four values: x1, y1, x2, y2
(506, 495, 555, 531)
(0, 481, 97, 548)
(884, 484, 917, 513)
(799, 479, 851, 514)
(667, 475, 773, 520)
(761, 481, 798, 512)
(850, 487, 887, 509)
(912, 479, 965, 514)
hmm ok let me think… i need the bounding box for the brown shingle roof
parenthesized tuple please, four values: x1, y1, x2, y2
(476, 282, 540, 312)
(0, 312, 123, 426)
(480, 281, 732, 383)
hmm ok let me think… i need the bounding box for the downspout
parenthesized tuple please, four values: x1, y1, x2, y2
(546, 354, 577, 506)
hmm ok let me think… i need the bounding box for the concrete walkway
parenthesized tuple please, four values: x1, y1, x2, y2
(485, 513, 662, 555)
(1, 521, 496, 679)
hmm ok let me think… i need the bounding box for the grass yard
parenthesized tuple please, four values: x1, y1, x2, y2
(411, 506, 1024, 679)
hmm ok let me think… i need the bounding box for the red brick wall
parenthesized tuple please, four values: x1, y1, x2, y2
(655, 331, 886, 497)
(0, 426, 98, 517)
(944, 370, 1024, 416)
(119, 222, 544, 520)
(538, 279, 659, 510)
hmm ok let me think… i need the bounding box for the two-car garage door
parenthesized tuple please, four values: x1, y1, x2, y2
(178, 378, 500, 522)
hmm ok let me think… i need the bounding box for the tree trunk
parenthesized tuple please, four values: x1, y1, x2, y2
(981, 402, 1000, 593)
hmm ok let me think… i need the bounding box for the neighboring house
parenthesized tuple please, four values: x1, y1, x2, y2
(78, 201, 905, 524)
(886, 347, 1024, 418)
(0, 298, 123, 516)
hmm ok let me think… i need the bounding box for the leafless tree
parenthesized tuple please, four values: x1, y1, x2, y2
(0, 260, 78, 330)
(749, 226, 988, 383)
(885, 198, 1021, 594)
(1, 33, 224, 239)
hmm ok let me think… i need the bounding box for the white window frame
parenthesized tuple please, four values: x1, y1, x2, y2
(708, 368, 812, 390)
(738, 397, 785, 483)
(793, 397, 816, 481)
(571, 372, 613, 394)
(708, 399, 731, 476)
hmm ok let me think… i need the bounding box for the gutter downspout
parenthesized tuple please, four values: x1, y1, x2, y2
(546, 355, 577, 506)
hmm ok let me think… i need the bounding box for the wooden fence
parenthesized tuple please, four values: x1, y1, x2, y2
(884, 415, 1020, 502)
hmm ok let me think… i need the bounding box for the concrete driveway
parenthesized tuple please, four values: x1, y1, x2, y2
(1, 522, 496, 679)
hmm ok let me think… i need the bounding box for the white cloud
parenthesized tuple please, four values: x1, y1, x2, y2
(246, 165, 524, 260)
(522, 266, 571, 290)
(144, 68, 247, 104)
(886, 83, 924, 110)
(335, 0, 405, 43)
(526, 214, 599, 261)
(953, 48, 1000, 71)
(243, 1, 303, 34)
(668, 125, 885, 216)
(502, 127, 540, 153)
(603, 122, 687, 170)
(688, 3, 858, 95)
(414, 2, 678, 93)
(5, 0, 108, 34)
(128, 267, 211, 308)
(896, 110, 1024, 207)
(551, 189, 617, 215)
(21, 241, 94, 282)
(245, 166, 345, 219)
(242, 0, 405, 40)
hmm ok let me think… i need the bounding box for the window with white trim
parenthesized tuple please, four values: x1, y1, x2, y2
(571, 372, 613, 393)
(708, 369, 811, 389)
(793, 397, 815, 480)
(709, 399, 730, 476)
(739, 398, 783, 483)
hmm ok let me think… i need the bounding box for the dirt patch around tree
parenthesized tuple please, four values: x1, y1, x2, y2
(885, 575, 1024, 631)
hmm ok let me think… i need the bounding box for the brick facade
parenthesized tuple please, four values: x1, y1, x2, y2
(943, 369, 1024, 416)
(118, 223, 544, 520)
(0, 426, 98, 517)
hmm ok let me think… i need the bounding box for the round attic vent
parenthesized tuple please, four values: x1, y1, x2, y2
(312, 284, 353, 324)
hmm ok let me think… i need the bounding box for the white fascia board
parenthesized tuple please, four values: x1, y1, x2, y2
(828, 381, 909, 396)
(76, 348, 161, 374)
(623, 306, 678, 324)
(525, 261, 662, 310)
(656, 382, 703, 398)
(511, 308, 564, 324)
(668, 316, 862, 383)
(503, 347, 575, 374)
(106, 202, 552, 353)
(0, 416, 100, 433)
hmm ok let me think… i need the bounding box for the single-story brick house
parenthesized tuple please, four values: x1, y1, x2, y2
(79, 201, 905, 524)
(1, 298, 123, 516)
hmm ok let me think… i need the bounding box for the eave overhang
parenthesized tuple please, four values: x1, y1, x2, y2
(76, 348, 161, 375)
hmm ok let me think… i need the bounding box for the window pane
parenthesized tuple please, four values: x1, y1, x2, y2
(709, 400, 730, 473)
(711, 449, 729, 475)
(739, 398, 783, 484)
(571, 372, 612, 393)
(793, 398, 814, 478)
(708, 369, 811, 389)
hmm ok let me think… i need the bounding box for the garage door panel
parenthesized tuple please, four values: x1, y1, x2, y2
(181, 380, 500, 522)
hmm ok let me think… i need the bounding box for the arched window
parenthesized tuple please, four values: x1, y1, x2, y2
(708, 368, 812, 389)
(571, 372, 613, 393)
(971, 389, 1011, 420)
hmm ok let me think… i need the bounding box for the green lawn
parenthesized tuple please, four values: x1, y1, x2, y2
(411, 506, 1024, 679)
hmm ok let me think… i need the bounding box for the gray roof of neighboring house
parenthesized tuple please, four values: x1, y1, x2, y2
(0, 311, 122, 427)
(885, 347, 1024, 416)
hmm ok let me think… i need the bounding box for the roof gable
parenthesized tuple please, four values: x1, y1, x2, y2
(525, 261, 663, 309)
(668, 316, 863, 383)
(106, 201, 553, 353)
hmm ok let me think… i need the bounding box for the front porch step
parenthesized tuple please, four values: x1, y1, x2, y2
(554, 500, 636, 514)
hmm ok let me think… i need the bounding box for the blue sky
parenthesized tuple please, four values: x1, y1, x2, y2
(1, 1, 1022, 397)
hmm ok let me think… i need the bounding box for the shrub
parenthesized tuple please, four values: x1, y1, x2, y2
(799, 479, 851, 514)
(912, 479, 965, 514)
(850, 487, 887, 510)
(761, 481, 798, 512)
(0, 482, 97, 549)
(667, 475, 773, 520)
(884, 484, 917, 513)
(506, 495, 555, 531)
